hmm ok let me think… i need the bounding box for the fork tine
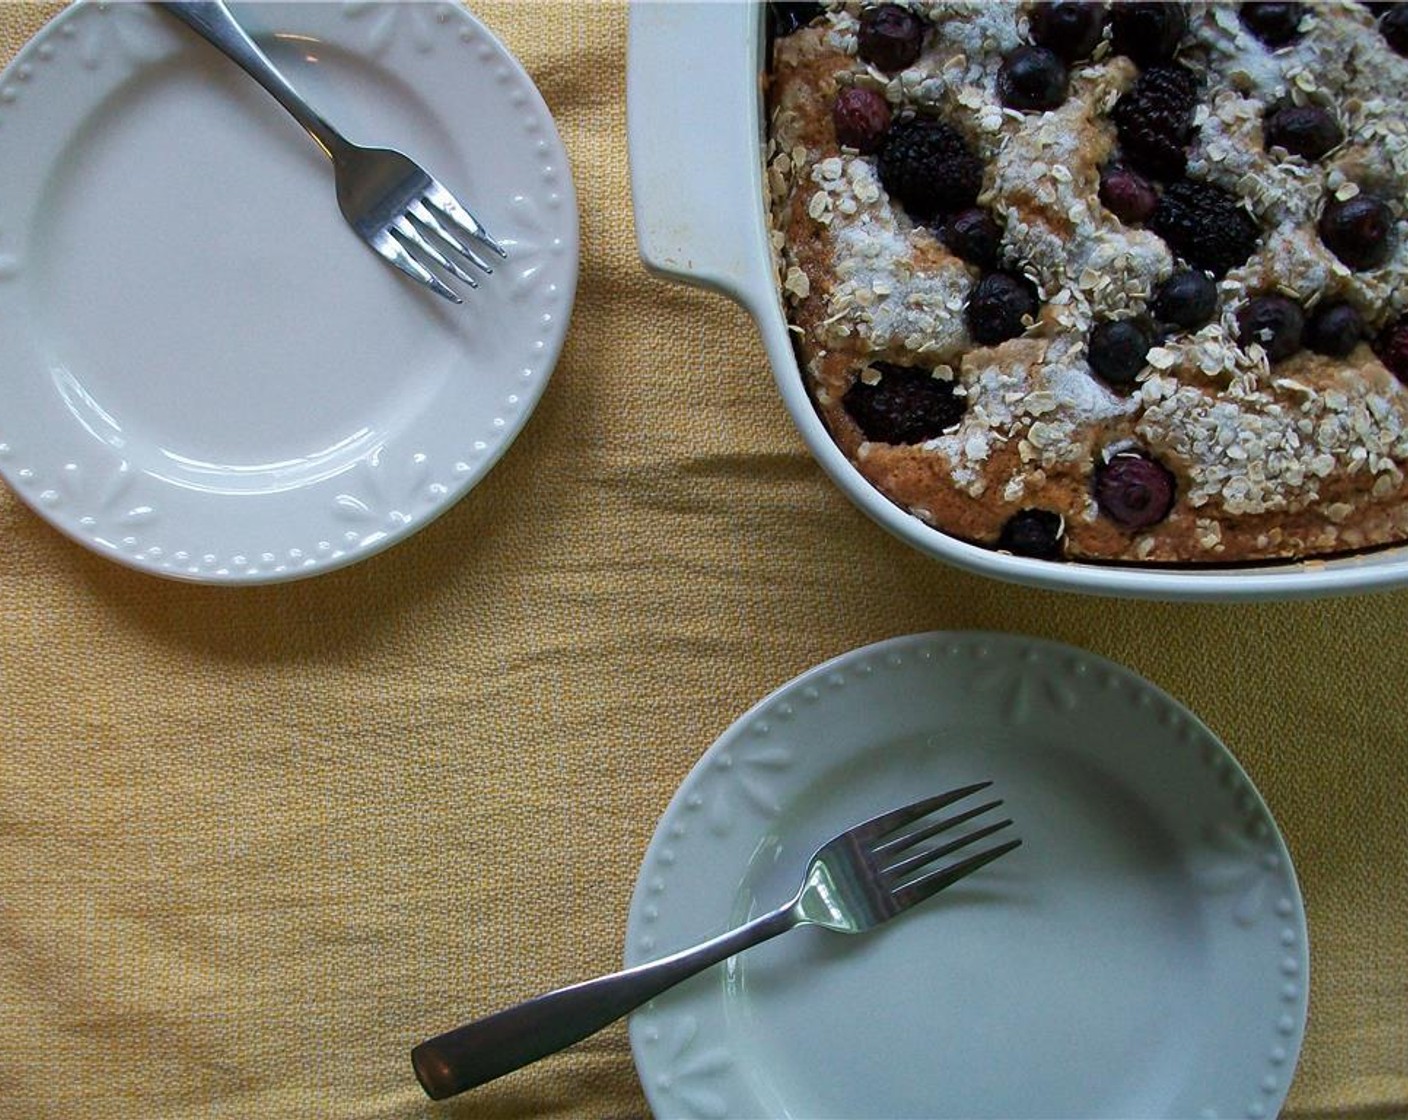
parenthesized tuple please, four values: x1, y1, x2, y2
(424, 182, 509, 260)
(849, 781, 993, 845)
(392, 217, 479, 288)
(872, 798, 1004, 858)
(409, 201, 494, 276)
(881, 818, 1014, 880)
(888, 837, 1022, 912)
(370, 229, 462, 304)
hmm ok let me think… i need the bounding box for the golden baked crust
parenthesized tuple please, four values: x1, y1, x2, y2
(767, 1, 1408, 563)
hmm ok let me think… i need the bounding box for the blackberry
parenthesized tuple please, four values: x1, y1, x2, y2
(833, 87, 892, 153)
(1263, 105, 1342, 161)
(1384, 6, 1408, 56)
(879, 119, 984, 220)
(1238, 295, 1305, 362)
(1030, 2, 1107, 63)
(1239, 2, 1304, 47)
(858, 4, 926, 73)
(1110, 3, 1187, 66)
(1088, 320, 1152, 387)
(1099, 166, 1159, 224)
(997, 509, 1065, 560)
(1305, 301, 1364, 358)
(1318, 195, 1396, 271)
(1112, 64, 1199, 179)
(1094, 453, 1176, 530)
(966, 272, 1039, 345)
(940, 207, 1003, 270)
(997, 46, 1069, 112)
(842, 363, 966, 444)
(1376, 317, 1408, 383)
(1150, 180, 1261, 278)
(1151, 269, 1218, 331)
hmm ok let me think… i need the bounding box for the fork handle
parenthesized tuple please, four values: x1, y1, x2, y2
(410, 901, 799, 1100)
(156, 1, 348, 160)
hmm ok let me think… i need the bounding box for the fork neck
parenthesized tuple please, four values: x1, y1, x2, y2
(159, 2, 351, 162)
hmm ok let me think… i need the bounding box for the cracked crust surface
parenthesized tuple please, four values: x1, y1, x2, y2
(768, 1, 1408, 563)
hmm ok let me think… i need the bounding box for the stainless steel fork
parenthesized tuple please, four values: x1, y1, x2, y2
(158, 1, 506, 304)
(411, 781, 1021, 1100)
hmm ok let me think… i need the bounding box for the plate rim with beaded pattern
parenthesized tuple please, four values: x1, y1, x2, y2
(0, 0, 577, 583)
(626, 631, 1308, 1120)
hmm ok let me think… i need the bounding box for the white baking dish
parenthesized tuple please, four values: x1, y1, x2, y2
(626, 0, 1408, 601)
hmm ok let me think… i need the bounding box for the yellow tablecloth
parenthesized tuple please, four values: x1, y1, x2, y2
(1, 2, 1405, 1117)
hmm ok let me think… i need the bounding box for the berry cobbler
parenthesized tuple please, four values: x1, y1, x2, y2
(766, 1, 1408, 563)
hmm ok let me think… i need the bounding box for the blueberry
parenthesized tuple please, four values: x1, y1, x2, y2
(1239, 2, 1305, 47)
(1375, 317, 1408, 382)
(1150, 269, 1218, 331)
(1089, 320, 1152, 386)
(1094, 452, 1176, 530)
(1318, 194, 1396, 271)
(1304, 301, 1364, 357)
(966, 272, 1039, 345)
(1374, 315, 1408, 386)
(1264, 106, 1343, 161)
(1030, 2, 1107, 63)
(1099, 166, 1159, 224)
(1384, 5, 1408, 55)
(832, 87, 892, 153)
(1111, 3, 1187, 66)
(858, 4, 926, 73)
(1238, 295, 1305, 362)
(997, 45, 1069, 111)
(940, 207, 1003, 270)
(997, 509, 1065, 559)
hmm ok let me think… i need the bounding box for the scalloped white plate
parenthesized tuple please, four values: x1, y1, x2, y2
(626, 633, 1308, 1119)
(0, 1, 577, 582)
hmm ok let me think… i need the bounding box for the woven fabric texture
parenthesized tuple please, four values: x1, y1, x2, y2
(0, 2, 1404, 1118)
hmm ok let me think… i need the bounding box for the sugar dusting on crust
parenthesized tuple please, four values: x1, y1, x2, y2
(768, 0, 1408, 564)
(812, 158, 975, 357)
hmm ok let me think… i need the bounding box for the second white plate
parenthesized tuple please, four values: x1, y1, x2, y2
(0, 2, 577, 582)
(626, 632, 1308, 1119)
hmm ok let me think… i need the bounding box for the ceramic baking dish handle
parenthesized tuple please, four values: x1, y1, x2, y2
(627, 1, 777, 315)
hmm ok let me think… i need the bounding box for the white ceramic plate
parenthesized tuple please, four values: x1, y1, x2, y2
(0, 1, 577, 583)
(626, 633, 1308, 1119)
